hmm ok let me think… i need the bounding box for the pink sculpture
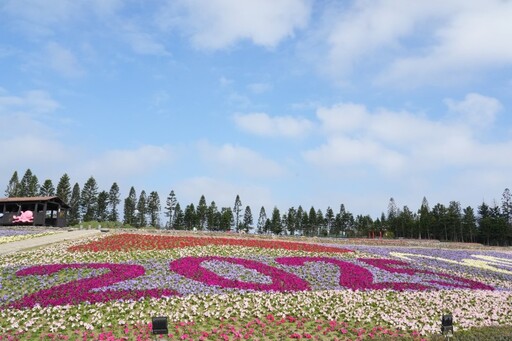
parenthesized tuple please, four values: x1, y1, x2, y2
(12, 210, 34, 223)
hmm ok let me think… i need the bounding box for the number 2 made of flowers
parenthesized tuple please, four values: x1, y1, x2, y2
(9, 263, 179, 309)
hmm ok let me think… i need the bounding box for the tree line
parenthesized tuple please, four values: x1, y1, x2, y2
(3, 169, 512, 246)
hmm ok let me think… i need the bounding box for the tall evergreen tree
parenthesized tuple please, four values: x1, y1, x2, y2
(96, 191, 109, 222)
(19, 169, 39, 197)
(387, 197, 399, 237)
(108, 182, 120, 222)
(39, 179, 55, 196)
(80, 176, 98, 222)
(306, 207, 317, 236)
(325, 207, 334, 236)
(165, 190, 177, 228)
(242, 205, 253, 233)
(5, 171, 19, 197)
(257, 206, 267, 234)
(296, 205, 304, 236)
(462, 206, 477, 243)
(270, 207, 282, 235)
(418, 197, 431, 239)
(136, 190, 147, 227)
(286, 207, 297, 235)
(68, 183, 81, 225)
(233, 194, 242, 232)
(174, 203, 184, 229)
(147, 191, 161, 228)
(431, 203, 448, 241)
(56, 173, 71, 203)
(447, 201, 462, 242)
(197, 195, 208, 230)
(207, 201, 220, 231)
(123, 187, 137, 226)
(184, 203, 197, 230)
(18, 169, 32, 197)
(220, 207, 234, 231)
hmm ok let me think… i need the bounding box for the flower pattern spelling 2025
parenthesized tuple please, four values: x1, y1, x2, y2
(6, 254, 494, 309)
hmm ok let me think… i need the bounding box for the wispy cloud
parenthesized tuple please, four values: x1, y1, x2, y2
(234, 112, 313, 138)
(157, 0, 312, 49)
(312, 1, 512, 87)
(44, 42, 85, 78)
(198, 141, 286, 178)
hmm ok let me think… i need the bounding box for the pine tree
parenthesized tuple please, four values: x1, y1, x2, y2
(147, 191, 161, 228)
(184, 204, 196, 230)
(285, 207, 296, 235)
(325, 207, 334, 235)
(197, 195, 208, 230)
(56, 173, 71, 203)
(108, 183, 120, 222)
(207, 201, 219, 231)
(173, 203, 184, 229)
(19, 169, 39, 197)
(270, 207, 282, 235)
(68, 183, 81, 225)
(124, 187, 137, 226)
(242, 205, 253, 233)
(5, 171, 19, 197)
(165, 190, 177, 228)
(220, 207, 233, 231)
(39, 179, 55, 196)
(462, 206, 477, 243)
(136, 190, 147, 227)
(81, 176, 98, 222)
(233, 195, 242, 232)
(418, 197, 431, 239)
(257, 206, 267, 234)
(296, 206, 304, 236)
(96, 191, 109, 222)
(18, 169, 32, 197)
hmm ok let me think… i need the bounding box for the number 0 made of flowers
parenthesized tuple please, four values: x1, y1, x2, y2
(9, 264, 178, 309)
(169, 256, 311, 292)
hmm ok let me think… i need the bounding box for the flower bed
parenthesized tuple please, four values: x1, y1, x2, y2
(1, 232, 512, 340)
(0, 229, 56, 245)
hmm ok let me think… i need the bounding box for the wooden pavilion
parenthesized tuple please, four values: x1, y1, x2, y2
(0, 196, 70, 227)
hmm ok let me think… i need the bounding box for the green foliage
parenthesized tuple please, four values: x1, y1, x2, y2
(56, 173, 71, 204)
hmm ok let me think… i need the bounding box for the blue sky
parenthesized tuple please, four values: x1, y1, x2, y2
(1, 0, 512, 218)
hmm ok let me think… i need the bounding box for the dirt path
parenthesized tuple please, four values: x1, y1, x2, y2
(0, 229, 102, 256)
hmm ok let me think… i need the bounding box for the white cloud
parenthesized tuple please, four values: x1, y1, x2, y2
(314, 0, 512, 86)
(45, 42, 85, 78)
(445, 93, 502, 128)
(0, 89, 60, 120)
(158, 0, 312, 49)
(234, 112, 313, 138)
(380, 2, 512, 85)
(305, 93, 512, 174)
(198, 141, 286, 177)
(247, 82, 272, 94)
(120, 22, 170, 56)
(316, 103, 369, 133)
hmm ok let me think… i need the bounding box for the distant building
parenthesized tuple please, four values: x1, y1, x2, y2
(0, 196, 70, 227)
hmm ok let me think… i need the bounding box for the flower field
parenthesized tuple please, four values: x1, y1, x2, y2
(1, 232, 512, 340)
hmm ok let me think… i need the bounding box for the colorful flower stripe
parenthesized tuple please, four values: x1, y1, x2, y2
(348, 245, 512, 283)
(68, 233, 352, 253)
